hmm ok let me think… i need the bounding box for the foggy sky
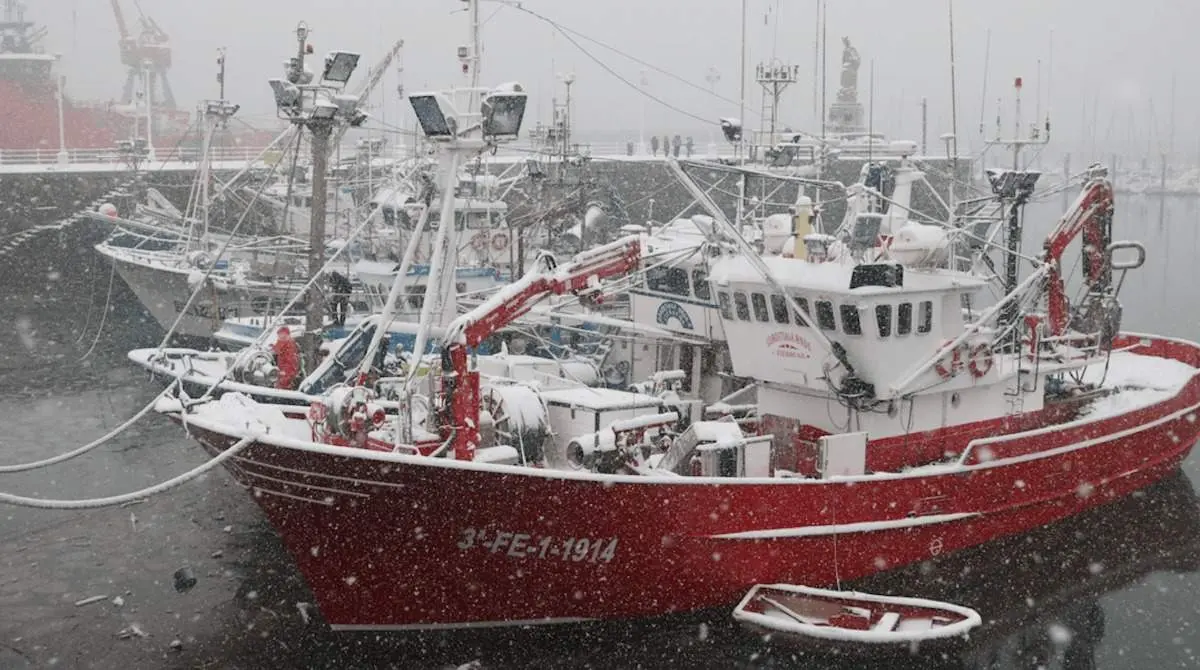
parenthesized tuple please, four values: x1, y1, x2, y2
(36, 0, 1200, 157)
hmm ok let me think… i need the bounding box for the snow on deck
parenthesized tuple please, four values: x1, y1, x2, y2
(1079, 350, 1198, 419)
(187, 393, 311, 441)
(538, 387, 663, 411)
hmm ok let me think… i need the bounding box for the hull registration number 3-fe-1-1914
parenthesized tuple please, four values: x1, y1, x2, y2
(457, 528, 619, 563)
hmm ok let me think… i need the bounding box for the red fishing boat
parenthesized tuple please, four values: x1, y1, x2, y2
(164, 172, 1200, 631)
(155, 27, 1200, 630)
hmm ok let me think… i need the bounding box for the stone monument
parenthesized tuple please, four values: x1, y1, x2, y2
(827, 37, 865, 134)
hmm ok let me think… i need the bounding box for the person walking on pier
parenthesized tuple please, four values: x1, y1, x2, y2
(328, 270, 353, 327)
(650, 135, 660, 157)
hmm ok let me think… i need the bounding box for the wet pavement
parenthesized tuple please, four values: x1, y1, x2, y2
(4, 197, 1200, 668)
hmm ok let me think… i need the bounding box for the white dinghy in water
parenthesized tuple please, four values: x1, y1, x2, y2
(734, 584, 981, 650)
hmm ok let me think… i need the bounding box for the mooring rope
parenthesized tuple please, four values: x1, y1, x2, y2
(78, 259, 118, 361)
(74, 253, 99, 345)
(0, 380, 180, 473)
(0, 435, 253, 509)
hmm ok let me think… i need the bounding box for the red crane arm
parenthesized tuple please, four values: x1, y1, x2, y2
(1042, 178, 1113, 335)
(449, 235, 643, 350)
(440, 235, 644, 461)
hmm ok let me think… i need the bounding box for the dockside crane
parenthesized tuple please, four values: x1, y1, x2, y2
(109, 0, 175, 109)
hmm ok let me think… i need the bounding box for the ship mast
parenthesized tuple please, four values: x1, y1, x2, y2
(983, 76, 1050, 341)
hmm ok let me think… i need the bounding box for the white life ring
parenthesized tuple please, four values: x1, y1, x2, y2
(967, 343, 993, 378)
(491, 233, 510, 251)
(470, 233, 488, 251)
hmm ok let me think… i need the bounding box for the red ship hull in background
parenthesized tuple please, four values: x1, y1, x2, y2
(0, 0, 276, 153)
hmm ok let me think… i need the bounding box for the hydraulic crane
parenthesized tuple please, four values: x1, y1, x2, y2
(440, 235, 644, 461)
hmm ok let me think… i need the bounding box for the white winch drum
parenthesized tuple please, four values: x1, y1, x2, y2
(480, 383, 550, 464)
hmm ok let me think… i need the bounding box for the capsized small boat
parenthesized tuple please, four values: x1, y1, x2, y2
(733, 584, 981, 648)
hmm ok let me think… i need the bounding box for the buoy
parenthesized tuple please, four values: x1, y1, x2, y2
(98, 203, 118, 218)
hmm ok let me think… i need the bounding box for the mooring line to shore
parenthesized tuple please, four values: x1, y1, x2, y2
(78, 259, 118, 361)
(0, 436, 253, 509)
(0, 380, 180, 474)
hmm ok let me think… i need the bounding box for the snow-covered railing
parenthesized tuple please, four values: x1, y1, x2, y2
(0, 145, 277, 167)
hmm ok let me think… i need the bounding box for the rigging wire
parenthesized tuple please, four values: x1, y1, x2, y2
(152, 129, 302, 354)
(187, 175, 428, 405)
(508, 4, 742, 109)
(507, 6, 719, 127)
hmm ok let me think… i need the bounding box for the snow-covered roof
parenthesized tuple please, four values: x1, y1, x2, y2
(709, 254, 987, 296)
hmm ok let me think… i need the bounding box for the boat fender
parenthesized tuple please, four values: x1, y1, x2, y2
(967, 343, 994, 378)
(491, 233, 510, 251)
(471, 233, 489, 251)
(934, 341, 965, 379)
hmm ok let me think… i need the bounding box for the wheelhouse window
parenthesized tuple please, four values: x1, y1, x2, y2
(876, 304, 893, 337)
(815, 300, 836, 330)
(647, 266, 690, 296)
(840, 304, 862, 335)
(734, 292, 751, 321)
(692, 269, 712, 301)
(897, 302, 912, 335)
(917, 300, 933, 334)
(717, 292, 733, 319)
(770, 294, 790, 324)
(789, 294, 811, 326)
(751, 293, 770, 322)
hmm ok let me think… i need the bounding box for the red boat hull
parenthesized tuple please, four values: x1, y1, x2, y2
(180, 335, 1200, 629)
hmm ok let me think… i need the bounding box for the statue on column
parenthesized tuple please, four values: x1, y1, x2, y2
(837, 37, 861, 103)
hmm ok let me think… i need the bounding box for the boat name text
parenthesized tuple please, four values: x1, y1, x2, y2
(456, 528, 618, 563)
(766, 330, 812, 359)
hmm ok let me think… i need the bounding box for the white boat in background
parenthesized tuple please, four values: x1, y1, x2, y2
(93, 99, 322, 339)
(733, 583, 981, 649)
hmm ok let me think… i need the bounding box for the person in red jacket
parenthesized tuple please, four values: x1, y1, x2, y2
(273, 326, 301, 390)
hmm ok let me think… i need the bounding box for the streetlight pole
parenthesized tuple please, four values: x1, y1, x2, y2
(54, 54, 67, 165)
(638, 70, 648, 155)
(142, 62, 156, 162)
(303, 120, 333, 366)
(268, 20, 365, 369)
